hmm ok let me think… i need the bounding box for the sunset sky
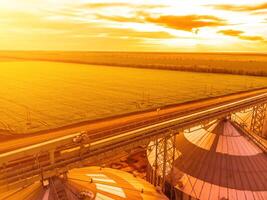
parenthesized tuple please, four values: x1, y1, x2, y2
(0, 0, 267, 52)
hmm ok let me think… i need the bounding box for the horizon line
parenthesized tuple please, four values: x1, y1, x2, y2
(0, 50, 267, 55)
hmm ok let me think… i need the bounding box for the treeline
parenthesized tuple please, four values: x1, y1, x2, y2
(1, 51, 267, 77)
(66, 61, 267, 77)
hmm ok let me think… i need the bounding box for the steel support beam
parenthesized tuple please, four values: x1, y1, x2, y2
(146, 131, 178, 191)
(231, 103, 267, 150)
(49, 149, 55, 165)
(250, 103, 267, 138)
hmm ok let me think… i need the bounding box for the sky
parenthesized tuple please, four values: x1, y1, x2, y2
(0, 0, 267, 52)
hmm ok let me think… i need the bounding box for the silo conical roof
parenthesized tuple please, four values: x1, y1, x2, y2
(0, 166, 168, 200)
(172, 120, 267, 200)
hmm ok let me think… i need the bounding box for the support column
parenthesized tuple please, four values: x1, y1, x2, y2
(250, 103, 267, 138)
(153, 139, 159, 186)
(147, 131, 178, 190)
(162, 136, 167, 192)
(49, 149, 55, 165)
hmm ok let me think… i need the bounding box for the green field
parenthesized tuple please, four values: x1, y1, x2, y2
(0, 60, 267, 135)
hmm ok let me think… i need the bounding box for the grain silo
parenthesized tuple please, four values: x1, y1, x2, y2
(146, 119, 267, 200)
(1, 166, 168, 200)
(170, 120, 267, 200)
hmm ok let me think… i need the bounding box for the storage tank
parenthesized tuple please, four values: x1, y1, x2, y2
(171, 120, 267, 200)
(0, 166, 168, 200)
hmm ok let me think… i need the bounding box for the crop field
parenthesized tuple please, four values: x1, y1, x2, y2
(1, 51, 267, 76)
(0, 60, 267, 135)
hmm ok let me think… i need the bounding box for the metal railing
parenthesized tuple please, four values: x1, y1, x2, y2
(0, 91, 267, 191)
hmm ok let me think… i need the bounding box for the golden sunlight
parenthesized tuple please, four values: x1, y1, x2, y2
(0, 0, 266, 52)
(1, 1, 267, 200)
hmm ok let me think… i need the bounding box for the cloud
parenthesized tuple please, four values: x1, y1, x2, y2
(239, 35, 264, 41)
(0, 10, 100, 37)
(218, 29, 264, 41)
(218, 29, 244, 36)
(83, 2, 129, 8)
(95, 14, 142, 23)
(106, 29, 175, 39)
(0, 7, 174, 41)
(1, 1, 266, 51)
(253, 11, 267, 15)
(145, 15, 227, 32)
(82, 2, 164, 9)
(211, 3, 267, 12)
(95, 14, 227, 32)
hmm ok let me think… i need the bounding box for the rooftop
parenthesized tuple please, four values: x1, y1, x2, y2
(173, 120, 267, 200)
